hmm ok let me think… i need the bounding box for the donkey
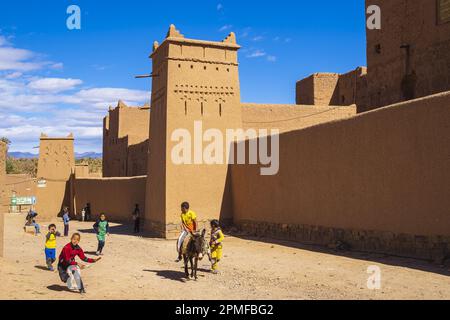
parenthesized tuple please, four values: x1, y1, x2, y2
(182, 229, 208, 280)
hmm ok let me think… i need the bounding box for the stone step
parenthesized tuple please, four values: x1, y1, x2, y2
(24, 225, 36, 235)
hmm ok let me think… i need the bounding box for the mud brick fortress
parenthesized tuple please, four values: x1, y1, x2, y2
(1, 0, 449, 261)
(102, 101, 150, 177)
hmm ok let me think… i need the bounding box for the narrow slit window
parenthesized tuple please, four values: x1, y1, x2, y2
(219, 103, 222, 117)
(185, 101, 187, 115)
(201, 102, 204, 116)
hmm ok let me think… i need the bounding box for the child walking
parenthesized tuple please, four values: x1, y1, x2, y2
(209, 220, 224, 274)
(44, 224, 61, 271)
(93, 213, 110, 256)
(62, 207, 70, 237)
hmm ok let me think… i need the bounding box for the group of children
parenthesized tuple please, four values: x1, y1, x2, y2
(40, 202, 224, 294)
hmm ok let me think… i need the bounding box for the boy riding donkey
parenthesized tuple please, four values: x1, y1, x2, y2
(175, 202, 198, 263)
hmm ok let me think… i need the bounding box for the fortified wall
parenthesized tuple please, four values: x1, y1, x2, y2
(103, 101, 150, 177)
(27, 12, 450, 261)
(365, 0, 450, 110)
(145, 26, 243, 238)
(297, 0, 450, 112)
(143, 26, 358, 238)
(296, 68, 368, 112)
(231, 92, 450, 261)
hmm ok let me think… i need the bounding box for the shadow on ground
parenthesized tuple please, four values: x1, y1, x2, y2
(228, 233, 450, 277)
(77, 223, 159, 239)
(34, 265, 51, 271)
(143, 270, 188, 283)
(47, 285, 78, 293)
(143, 268, 208, 282)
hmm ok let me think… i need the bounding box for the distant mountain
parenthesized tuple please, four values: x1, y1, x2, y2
(8, 152, 102, 159)
(8, 152, 38, 159)
(75, 152, 102, 159)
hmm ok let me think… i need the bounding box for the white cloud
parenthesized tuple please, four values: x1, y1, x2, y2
(0, 33, 149, 153)
(28, 78, 83, 92)
(252, 36, 264, 42)
(5, 72, 23, 79)
(246, 49, 266, 58)
(0, 46, 42, 71)
(50, 62, 64, 70)
(74, 88, 149, 107)
(219, 25, 232, 32)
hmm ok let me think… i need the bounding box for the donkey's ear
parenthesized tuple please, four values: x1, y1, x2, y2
(201, 229, 206, 237)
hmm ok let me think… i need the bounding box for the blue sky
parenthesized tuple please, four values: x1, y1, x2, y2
(0, 0, 367, 153)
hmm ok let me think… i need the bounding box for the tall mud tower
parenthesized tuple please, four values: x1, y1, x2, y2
(145, 25, 242, 238)
(36, 134, 75, 221)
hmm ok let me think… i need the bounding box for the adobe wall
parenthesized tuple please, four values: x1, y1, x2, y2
(1, 174, 36, 212)
(338, 67, 368, 111)
(231, 91, 450, 261)
(296, 73, 339, 106)
(74, 176, 146, 223)
(75, 164, 90, 178)
(35, 134, 75, 221)
(127, 140, 148, 177)
(242, 104, 356, 133)
(366, 0, 450, 110)
(103, 102, 150, 177)
(296, 68, 368, 111)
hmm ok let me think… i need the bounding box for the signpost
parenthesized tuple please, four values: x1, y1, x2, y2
(10, 196, 36, 213)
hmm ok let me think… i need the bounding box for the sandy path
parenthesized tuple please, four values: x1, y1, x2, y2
(0, 213, 449, 300)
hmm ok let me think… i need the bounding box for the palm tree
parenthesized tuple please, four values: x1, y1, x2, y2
(0, 137, 11, 146)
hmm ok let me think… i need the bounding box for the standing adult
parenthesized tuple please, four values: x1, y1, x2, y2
(132, 204, 141, 233)
(85, 203, 91, 222)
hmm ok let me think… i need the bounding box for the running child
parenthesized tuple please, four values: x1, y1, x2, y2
(93, 213, 110, 256)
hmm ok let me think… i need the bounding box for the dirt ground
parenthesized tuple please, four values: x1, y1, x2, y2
(0, 212, 449, 300)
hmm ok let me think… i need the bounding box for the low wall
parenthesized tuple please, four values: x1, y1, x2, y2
(231, 92, 450, 261)
(74, 176, 146, 223)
